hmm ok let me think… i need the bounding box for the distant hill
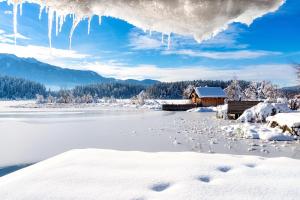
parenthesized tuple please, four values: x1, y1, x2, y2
(282, 85, 300, 91)
(281, 85, 300, 98)
(0, 54, 159, 89)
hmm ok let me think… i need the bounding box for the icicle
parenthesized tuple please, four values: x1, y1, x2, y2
(59, 15, 64, 33)
(20, 0, 23, 16)
(98, 15, 102, 25)
(55, 12, 59, 36)
(161, 33, 164, 44)
(167, 33, 171, 49)
(87, 16, 92, 35)
(48, 8, 54, 48)
(39, 5, 44, 20)
(12, 1, 18, 45)
(69, 16, 80, 49)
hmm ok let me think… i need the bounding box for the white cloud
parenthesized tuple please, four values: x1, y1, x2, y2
(200, 25, 248, 49)
(73, 61, 296, 86)
(0, 29, 29, 44)
(129, 30, 163, 50)
(0, 29, 89, 65)
(162, 49, 281, 60)
(0, 43, 90, 67)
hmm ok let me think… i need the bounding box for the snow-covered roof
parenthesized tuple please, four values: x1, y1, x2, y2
(194, 87, 226, 98)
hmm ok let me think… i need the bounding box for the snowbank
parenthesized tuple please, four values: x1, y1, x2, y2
(216, 104, 228, 119)
(267, 112, 300, 135)
(238, 102, 291, 123)
(222, 123, 296, 141)
(267, 112, 300, 128)
(1, 149, 300, 200)
(187, 107, 217, 113)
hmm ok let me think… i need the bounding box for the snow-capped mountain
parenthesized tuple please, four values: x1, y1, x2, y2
(0, 54, 159, 89)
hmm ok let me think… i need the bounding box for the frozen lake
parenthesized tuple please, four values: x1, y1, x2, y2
(0, 101, 300, 173)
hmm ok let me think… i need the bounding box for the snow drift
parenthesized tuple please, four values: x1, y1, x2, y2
(6, 0, 285, 48)
(238, 102, 291, 123)
(1, 149, 300, 200)
(222, 123, 296, 141)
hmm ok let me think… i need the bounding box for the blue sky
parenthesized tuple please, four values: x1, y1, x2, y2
(0, 0, 299, 86)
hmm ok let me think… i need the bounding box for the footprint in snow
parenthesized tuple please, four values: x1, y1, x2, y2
(245, 163, 256, 168)
(217, 166, 232, 173)
(131, 197, 145, 200)
(150, 182, 170, 192)
(197, 175, 211, 183)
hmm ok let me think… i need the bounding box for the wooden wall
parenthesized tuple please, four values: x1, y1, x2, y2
(200, 98, 225, 107)
(190, 91, 225, 107)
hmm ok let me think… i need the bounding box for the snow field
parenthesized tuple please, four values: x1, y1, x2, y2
(0, 149, 300, 200)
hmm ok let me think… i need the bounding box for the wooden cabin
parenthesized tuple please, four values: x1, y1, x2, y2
(189, 87, 226, 107)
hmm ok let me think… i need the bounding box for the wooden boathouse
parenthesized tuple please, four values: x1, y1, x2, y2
(189, 87, 226, 107)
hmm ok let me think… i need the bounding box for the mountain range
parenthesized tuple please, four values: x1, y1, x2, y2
(0, 54, 159, 90)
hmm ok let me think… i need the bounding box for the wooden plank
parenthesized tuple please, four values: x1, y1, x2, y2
(162, 104, 197, 111)
(227, 101, 262, 115)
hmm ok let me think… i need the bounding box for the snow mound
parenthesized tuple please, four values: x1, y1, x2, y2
(6, 0, 285, 48)
(222, 123, 296, 141)
(1, 149, 300, 200)
(267, 112, 300, 130)
(238, 102, 291, 123)
(187, 107, 217, 113)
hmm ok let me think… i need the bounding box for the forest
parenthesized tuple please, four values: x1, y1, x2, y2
(0, 75, 46, 99)
(1, 74, 299, 102)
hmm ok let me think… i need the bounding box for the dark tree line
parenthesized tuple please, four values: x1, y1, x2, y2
(0, 75, 46, 99)
(0, 76, 252, 100)
(68, 80, 250, 99)
(72, 83, 147, 99)
(145, 80, 250, 99)
(3, 74, 299, 101)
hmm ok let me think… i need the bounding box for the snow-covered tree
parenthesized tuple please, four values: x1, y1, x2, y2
(243, 81, 280, 101)
(78, 94, 94, 104)
(183, 85, 194, 99)
(36, 94, 45, 104)
(258, 81, 279, 101)
(131, 90, 149, 105)
(244, 81, 259, 100)
(47, 95, 55, 103)
(56, 90, 74, 104)
(225, 80, 243, 101)
(289, 98, 300, 110)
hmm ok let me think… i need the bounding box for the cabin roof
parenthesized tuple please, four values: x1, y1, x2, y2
(194, 87, 226, 98)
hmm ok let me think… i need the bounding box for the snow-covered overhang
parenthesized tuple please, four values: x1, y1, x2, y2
(6, 0, 285, 48)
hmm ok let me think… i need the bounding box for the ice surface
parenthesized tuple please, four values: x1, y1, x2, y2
(6, 0, 285, 48)
(0, 100, 299, 170)
(0, 149, 300, 200)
